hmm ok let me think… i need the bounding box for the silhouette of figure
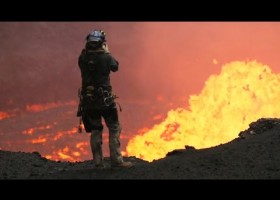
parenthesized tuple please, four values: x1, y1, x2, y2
(78, 30, 133, 169)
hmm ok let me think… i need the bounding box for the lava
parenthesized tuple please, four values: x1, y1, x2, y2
(26, 101, 76, 112)
(0, 111, 16, 120)
(126, 60, 280, 162)
(22, 125, 52, 135)
(31, 136, 47, 144)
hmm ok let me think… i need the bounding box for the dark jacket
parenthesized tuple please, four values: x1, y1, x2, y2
(78, 48, 119, 91)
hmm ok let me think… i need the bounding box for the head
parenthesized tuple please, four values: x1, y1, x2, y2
(85, 30, 106, 50)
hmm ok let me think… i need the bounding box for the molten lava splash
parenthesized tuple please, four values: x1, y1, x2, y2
(126, 60, 280, 162)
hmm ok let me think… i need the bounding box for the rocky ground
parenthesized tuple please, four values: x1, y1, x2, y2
(1, 118, 280, 179)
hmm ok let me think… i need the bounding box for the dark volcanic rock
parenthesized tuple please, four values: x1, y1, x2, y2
(2, 118, 280, 179)
(185, 145, 196, 151)
(166, 149, 185, 156)
(239, 118, 280, 138)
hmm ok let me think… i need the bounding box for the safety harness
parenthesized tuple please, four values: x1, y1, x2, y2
(82, 86, 119, 107)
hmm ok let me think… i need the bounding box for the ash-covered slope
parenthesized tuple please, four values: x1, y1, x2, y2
(1, 118, 280, 179)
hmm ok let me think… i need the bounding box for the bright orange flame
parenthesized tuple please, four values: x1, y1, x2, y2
(126, 60, 280, 162)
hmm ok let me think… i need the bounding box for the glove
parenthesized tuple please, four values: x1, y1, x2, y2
(103, 43, 110, 53)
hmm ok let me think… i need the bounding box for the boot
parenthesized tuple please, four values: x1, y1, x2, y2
(90, 130, 104, 168)
(111, 161, 134, 168)
(109, 130, 134, 168)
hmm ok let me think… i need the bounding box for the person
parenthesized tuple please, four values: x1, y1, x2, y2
(77, 29, 133, 169)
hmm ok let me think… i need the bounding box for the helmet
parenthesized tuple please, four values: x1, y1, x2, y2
(86, 30, 106, 43)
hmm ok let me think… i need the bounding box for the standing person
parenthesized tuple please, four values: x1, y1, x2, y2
(77, 30, 133, 169)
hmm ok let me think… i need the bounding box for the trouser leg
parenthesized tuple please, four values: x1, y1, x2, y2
(109, 127, 133, 168)
(103, 105, 123, 164)
(90, 130, 104, 166)
(109, 128, 124, 164)
(104, 105, 133, 168)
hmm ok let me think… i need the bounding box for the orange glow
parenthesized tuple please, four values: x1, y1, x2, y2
(0, 111, 13, 120)
(31, 136, 47, 144)
(73, 151, 81, 157)
(121, 151, 127, 156)
(53, 127, 78, 141)
(22, 128, 35, 135)
(126, 60, 280, 162)
(213, 59, 218, 65)
(76, 142, 88, 149)
(153, 114, 163, 120)
(0, 111, 10, 120)
(63, 146, 69, 152)
(12, 126, 89, 161)
(57, 146, 75, 161)
(45, 155, 52, 159)
(22, 125, 52, 135)
(66, 127, 77, 134)
(26, 100, 77, 112)
(58, 152, 73, 160)
(44, 145, 88, 162)
(39, 125, 51, 130)
(26, 103, 60, 112)
(156, 96, 164, 101)
(53, 132, 63, 141)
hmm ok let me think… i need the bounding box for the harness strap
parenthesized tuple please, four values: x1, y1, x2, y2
(116, 102, 122, 112)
